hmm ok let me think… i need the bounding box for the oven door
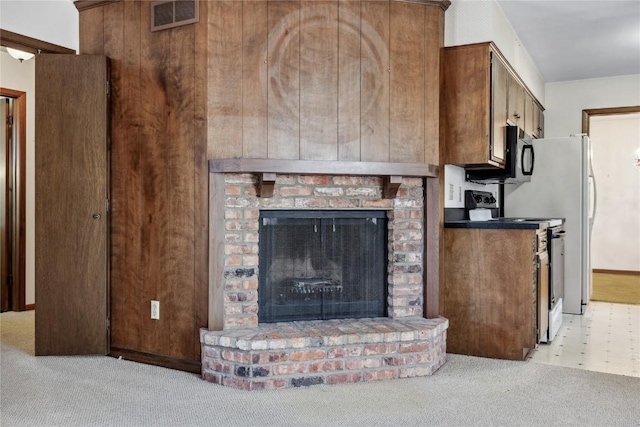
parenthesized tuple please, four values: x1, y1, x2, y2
(550, 228, 566, 309)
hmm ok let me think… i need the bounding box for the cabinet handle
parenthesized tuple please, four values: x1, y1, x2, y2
(93, 213, 101, 220)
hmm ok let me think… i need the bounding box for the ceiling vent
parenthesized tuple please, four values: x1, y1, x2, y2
(150, 0, 199, 32)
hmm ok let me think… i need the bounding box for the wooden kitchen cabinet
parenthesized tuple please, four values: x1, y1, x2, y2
(524, 93, 546, 138)
(441, 42, 509, 168)
(507, 72, 525, 128)
(532, 102, 544, 138)
(442, 42, 546, 169)
(442, 227, 540, 360)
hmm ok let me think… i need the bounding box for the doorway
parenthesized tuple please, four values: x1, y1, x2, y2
(0, 90, 26, 312)
(1, 30, 75, 314)
(583, 106, 640, 304)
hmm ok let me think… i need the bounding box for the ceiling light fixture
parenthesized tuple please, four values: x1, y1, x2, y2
(6, 47, 35, 63)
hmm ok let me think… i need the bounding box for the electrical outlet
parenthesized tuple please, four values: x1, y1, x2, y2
(151, 300, 160, 320)
(448, 184, 454, 201)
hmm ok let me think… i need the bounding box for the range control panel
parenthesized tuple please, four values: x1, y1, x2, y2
(465, 190, 497, 209)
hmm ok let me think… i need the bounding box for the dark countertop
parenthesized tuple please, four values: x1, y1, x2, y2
(444, 208, 564, 230)
(444, 219, 550, 230)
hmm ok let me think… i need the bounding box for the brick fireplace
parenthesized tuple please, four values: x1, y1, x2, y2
(201, 165, 448, 390)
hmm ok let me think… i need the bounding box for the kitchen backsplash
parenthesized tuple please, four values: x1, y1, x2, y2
(444, 165, 499, 208)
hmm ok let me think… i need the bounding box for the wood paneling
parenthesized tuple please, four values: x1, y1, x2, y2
(268, 1, 301, 159)
(79, 0, 208, 365)
(423, 6, 443, 165)
(193, 0, 210, 361)
(424, 177, 439, 318)
(101, 0, 132, 351)
(360, 0, 390, 162)
(243, 1, 269, 159)
(337, 0, 361, 161)
(208, 173, 226, 331)
(390, 1, 425, 163)
(79, 6, 104, 54)
(208, 1, 243, 159)
(300, 1, 339, 160)
(114, 0, 143, 352)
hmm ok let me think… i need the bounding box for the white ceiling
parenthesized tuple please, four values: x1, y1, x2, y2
(497, 0, 640, 82)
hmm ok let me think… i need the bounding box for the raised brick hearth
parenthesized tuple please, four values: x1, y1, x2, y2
(202, 172, 447, 389)
(201, 316, 447, 390)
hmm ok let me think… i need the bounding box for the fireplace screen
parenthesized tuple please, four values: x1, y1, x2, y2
(258, 210, 387, 323)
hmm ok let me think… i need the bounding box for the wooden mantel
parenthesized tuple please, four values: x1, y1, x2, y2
(209, 158, 438, 198)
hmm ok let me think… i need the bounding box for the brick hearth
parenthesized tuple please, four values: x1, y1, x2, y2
(201, 316, 448, 390)
(202, 172, 448, 389)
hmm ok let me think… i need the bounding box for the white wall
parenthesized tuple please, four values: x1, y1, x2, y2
(0, 0, 79, 51)
(0, 50, 36, 306)
(589, 113, 640, 272)
(544, 75, 640, 138)
(445, 0, 545, 103)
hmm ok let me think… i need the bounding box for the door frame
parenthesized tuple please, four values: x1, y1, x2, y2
(582, 106, 640, 134)
(0, 29, 75, 311)
(0, 88, 26, 311)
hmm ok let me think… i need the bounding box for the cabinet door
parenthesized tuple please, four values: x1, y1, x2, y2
(524, 92, 535, 137)
(507, 73, 524, 127)
(536, 105, 545, 138)
(490, 54, 508, 165)
(532, 101, 541, 138)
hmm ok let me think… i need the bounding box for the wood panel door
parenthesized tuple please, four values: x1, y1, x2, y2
(35, 54, 110, 356)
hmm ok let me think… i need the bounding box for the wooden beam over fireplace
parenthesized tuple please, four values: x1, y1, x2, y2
(209, 159, 438, 178)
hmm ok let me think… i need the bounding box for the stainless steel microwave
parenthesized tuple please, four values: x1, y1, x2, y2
(466, 126, 534, 184)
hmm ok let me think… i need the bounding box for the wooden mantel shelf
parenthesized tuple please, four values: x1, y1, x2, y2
(208, 158, 439, 178)
(209, 159, 438, 199)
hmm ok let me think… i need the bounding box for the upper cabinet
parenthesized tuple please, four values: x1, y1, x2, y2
(442, 42, 545, 169)
(507, 73, 525, 128)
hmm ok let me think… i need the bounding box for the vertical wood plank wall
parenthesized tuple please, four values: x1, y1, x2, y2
(78, 0, 446, 368)
(208, 0, 444, 165)
(79, 2, 208, 367)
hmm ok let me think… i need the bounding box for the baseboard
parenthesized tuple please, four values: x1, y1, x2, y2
(109, 347, 201, 374)
(24, 304, 35, 311)
(593, 269, 640, 276)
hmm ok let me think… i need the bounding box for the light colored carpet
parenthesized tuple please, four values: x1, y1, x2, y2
(1, 310, 639, 427)
(591, 272, 640, 305)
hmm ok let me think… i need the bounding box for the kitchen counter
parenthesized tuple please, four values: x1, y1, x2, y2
(444, 208, 563, 230)
(445, 218, 551, 230)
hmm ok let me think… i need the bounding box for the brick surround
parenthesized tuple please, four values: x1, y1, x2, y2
(202, 173, 448, 389)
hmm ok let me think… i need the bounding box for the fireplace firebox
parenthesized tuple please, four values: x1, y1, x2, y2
(258, 210, 387, 323)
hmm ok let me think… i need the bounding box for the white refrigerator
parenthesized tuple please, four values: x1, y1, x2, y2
(504, 135, 595, 315)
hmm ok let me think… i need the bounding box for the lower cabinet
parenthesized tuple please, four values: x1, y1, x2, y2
(442, 228, 541, 360)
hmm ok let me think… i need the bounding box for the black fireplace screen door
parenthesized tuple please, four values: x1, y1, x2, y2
(258, 210, 387, 323)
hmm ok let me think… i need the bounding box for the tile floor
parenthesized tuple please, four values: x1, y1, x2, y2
(530, 300, 640, 377)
